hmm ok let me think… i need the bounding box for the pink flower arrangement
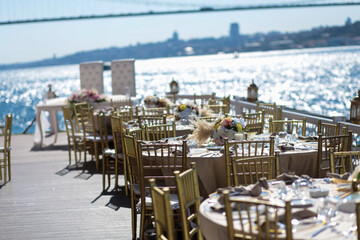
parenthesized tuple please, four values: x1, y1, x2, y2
(68, 89, 107, 103)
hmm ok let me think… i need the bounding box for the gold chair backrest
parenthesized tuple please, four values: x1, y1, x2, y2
(113, 108, 134, 123)
(122, 134, 140, 187)
(269, 118, 306, 136)
(145, 122, 176, 141)
(174, 163, 203, 240)
(111, 115, 126, 154)
(4, 114, 12, 149)
(329, 150, 360, 174)
(242, 111, 264, 134)
(203, 104, 228, 114)
(110, 97, 132, 111)
(223, 191, 293, 240)
(209, 96, 230, 113)
(97, 112, 110, 151)
(232, 152, 280, 185)
(62, 107, 80, 167)
(318, 120, 340, 136)
(126, 128, 146, 141)
(317, 131, 353, 177)
(73, 102, 90, 132)
(149, 179, 176, 240)
(224, 137, 275, 186)
(137, 140, 187, 194)
(79, 107, 96, 137)
(138, 115, 167, 129)
(142, 107, 168, 117)
(62, 106, 77, 141)
(257, 102, 277, 121)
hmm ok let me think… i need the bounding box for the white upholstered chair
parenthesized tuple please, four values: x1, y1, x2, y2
(79, 61, 104, 93)
(111, 59, 136, 96)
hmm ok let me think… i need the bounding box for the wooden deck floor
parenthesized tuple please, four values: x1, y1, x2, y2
(0, 132, 135, 239)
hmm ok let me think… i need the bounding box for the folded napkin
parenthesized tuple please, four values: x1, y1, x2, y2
(278, 144, 295, 151)
(211, 178, 269, 211)
(276, 172, 312, 184)
(326, 172, 351, 180)
(298, 135, 318, 141)
(292, 209, 317, 220)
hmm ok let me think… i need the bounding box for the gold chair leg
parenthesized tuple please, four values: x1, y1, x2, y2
(3, 155, 7, 184)
(67, 138, 72, 166)
(124, 159, 128, 196)
(102, 157, 106, 191)
(73, 138, 78, 168)
(7, 151, 11, 181)
(131, 192, 138, 240)
(94, 141, 99, 171)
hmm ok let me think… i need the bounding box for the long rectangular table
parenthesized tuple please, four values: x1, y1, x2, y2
(35, 95, 131, 147)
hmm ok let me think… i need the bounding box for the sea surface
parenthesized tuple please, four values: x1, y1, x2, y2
(1, 46, 359, 134)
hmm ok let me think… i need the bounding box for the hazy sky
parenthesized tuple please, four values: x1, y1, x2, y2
(0, 0, 359, 64)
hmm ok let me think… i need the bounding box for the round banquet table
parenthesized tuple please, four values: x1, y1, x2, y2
(187, 146, 318, 197)
(199, 180, 358, 240)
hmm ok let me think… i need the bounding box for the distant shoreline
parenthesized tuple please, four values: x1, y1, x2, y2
(1, 45, 360, 72)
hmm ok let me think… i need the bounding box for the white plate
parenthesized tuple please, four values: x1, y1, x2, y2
(291, 199, 313, 208)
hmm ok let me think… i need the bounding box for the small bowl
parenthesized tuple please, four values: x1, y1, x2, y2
(337, 199, 356, 213)
(309, 188, 329, 198)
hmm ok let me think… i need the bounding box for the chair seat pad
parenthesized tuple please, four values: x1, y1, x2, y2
(104, 148, 115, 155)
(131, 184, 141, 195)
(136, 193, 179, 211)
(0, 147, 11, 152)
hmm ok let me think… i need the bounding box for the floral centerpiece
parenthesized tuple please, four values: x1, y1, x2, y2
(188, 116, 247, 146)
(175, 102, 199, 122)
(144, 96, 172, 108)
(212, 116, 247, 145)
(68, 88, 107, 104)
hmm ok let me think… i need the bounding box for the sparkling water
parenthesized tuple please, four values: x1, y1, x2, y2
(1, 46, 359, 134)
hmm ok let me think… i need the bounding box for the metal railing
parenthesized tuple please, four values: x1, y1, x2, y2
(167, 94, 360, 148)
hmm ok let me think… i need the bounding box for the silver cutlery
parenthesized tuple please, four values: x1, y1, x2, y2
(311, 221, 338, 238)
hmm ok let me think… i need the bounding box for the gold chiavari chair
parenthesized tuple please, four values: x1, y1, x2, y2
(110, 97, 132, 111)
(318, 120, 341, 136)
(329, 150, 360, 175)
(145, 122, 176, 141)
(113, 108, 134, 123)
(126, 127, 146, 141)
(123, 134, 141, 239)
(110, 115, 126, 192)
(142, 107, 169, 117)
(269, 118, 306, 136)
(257, 102, 277, 121)
(317, 131, 353, 178)
(62, 107, 82, 168)
(137, 140, 187, 240)
(193, 93, 216, 106)
(209, 96, 230, 113)
(98, 112, 118, 191)
(174, 163, 203, 240)
(138, 114, 167, 129)
(73, 102, 90, 132)
(203, 104, 228, 115)
(224, 137, 275, 187)
(232, 152, 280, 186)
(223, 191, 293, 240)
(80, 107, 101, 171)
(150, 179, 176, 240)
(0, 114, 12, 183)
(242, 111, 264, 134)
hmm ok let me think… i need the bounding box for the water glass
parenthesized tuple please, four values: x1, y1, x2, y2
(292, 178, 310, 199)
(317, 198, 337, 223)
